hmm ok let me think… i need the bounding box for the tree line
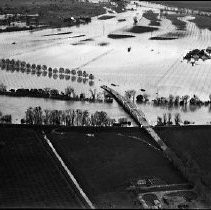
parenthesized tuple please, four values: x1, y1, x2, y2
(0, 83, 113, 103)
(156, 112, 194, 126)
(0, 58, 95, 80)
(21, 106, 116, 127)
(156, 113, 182, 126)
(125, 88, 211, 110)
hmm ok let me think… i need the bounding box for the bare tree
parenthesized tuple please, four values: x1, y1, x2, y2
(174, 95, 180, 106)
(143, 93, 149, 102)
(167, 113, 172, 125)
(89, 88, 97, 101)
(157, 116, 163, 126)
(65, 86, 75, 98)
(163, 113, 167, 125)
(125, 89, 136, 103)
(168, 94, 174, 106)
(0, 83, 7, 92)
(174, 113, 181, 125)
(183, 95, 190, 105)
(82, 110, 89, 126)
(125, 90, 132, 100)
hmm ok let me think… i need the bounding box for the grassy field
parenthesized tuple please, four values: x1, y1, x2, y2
(47, 129, 185, 208)
(189, 15, 211, 31)
(0, 0, 127, 28)
(155, 125, 211, 187)
(0, 127, 80, 208)
(151, 1, 211, 13)
(3, 125, 210, 208)
(0, 0, 106, 27)
(142, 10, 161, 27)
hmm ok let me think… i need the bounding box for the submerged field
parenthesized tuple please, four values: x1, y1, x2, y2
(1, 0, 211, 208)
(1, 1, 211, 125)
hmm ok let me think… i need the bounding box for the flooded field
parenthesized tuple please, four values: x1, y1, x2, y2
(1, 1, 211, 124)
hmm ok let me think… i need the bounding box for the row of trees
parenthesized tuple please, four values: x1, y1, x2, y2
(160, 4, 211, 17)
(124, 88, 211, 108)
(0, 58, 95, 80)
(153, 95, 189, 106)
(0, 83, 110, 103)
(156, 113, 182, 126)
(23, 106, 115, 126)
(153, 94, 211, 107)
(63, 16, 91, 26)
(0, 63, 95, 85)
(156, 113, 196, 126)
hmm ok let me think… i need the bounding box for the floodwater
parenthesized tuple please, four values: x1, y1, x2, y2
(0, 95, 134, 124)
(1, 1, 211, 125)
(1, 94, 211, 125)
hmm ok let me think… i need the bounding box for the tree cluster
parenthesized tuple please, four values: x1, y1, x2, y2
(136, 94, 149, 103)
(0, 58, 95, 81)
(125, 89, 136, 103)
(0, 83, 108, 103)
(156, 113, 181, 126)
(183, 48, 210, 62)
(22, 106, 115, 126)
(152, 94, 211, 108)
(0, 111, 12, 124)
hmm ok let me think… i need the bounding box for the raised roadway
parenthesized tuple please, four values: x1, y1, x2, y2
(101, 85, 168, 151)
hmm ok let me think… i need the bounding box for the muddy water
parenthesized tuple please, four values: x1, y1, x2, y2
(1, 1, 211, 125)
(1, 94, 211, 125)
(0, 95, 135, 124)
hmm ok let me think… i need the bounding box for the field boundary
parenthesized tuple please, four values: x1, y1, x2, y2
(77, 49, 114, 69)
(42, 131, 95, 209)
(1, 123, 211, 131)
